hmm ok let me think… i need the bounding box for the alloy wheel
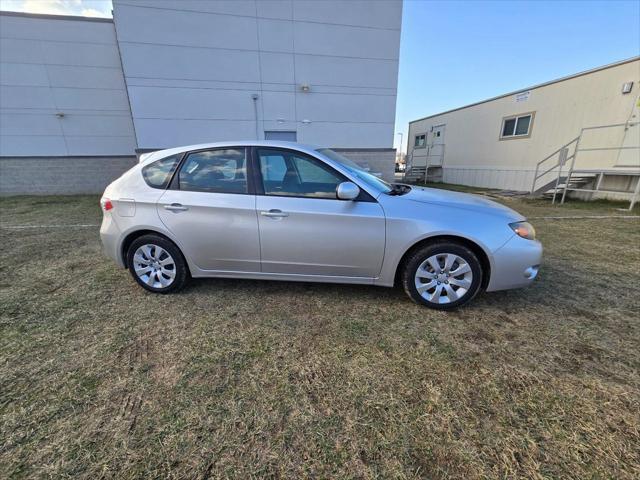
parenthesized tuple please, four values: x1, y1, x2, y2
(414, 253, 473, 304)
(132, 244, 176, 288)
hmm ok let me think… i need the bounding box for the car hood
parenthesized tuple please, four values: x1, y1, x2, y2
(402, 186, 525, 221)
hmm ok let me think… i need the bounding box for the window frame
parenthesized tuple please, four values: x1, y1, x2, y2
(499, 112, 535, 140)
(250, 146, 376, 202)
(168, 147, 253, 195)
(414, 133, 427, 149)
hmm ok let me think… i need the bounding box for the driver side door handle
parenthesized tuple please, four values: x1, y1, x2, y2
(164, 203, 189, 212)
(260, 209, 289, 218)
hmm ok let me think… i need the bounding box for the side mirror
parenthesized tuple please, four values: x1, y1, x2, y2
(336, 181, 360, 200)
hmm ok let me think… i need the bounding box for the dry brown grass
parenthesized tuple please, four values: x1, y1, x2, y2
(1, 193, 639, 479)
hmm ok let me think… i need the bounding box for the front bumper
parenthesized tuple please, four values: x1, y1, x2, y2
(486, 234, 542, 292)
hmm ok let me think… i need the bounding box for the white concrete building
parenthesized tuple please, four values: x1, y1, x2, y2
(0, 12, 136, 157)
(406, 57, 640, 198)
(0, 1, 402, 194)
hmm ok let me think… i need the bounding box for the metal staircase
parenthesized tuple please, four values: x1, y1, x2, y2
(536, 173, 599, 199)
(530, 123, 640, 210)
(403, 166, 426, 182)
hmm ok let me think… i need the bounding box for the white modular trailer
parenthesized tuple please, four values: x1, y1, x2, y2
(407, 57, 640, 193)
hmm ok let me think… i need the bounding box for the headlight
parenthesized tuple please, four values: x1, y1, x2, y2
(509, 221, 536, 240)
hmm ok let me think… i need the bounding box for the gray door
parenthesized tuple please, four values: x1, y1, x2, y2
(427, 124, 446, 166)
(157, 148, 261, 272)
(264, 131, 297, 141)
(255, 148, 385, 278)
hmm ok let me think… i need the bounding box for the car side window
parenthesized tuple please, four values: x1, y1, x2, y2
(141, 154, 180, 189)
(178, 148, 247, 194)
(257, 149, 343, 199)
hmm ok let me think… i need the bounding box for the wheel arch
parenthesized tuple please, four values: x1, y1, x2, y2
(120, 228, 189, 274)
(393, 235, 492, 290)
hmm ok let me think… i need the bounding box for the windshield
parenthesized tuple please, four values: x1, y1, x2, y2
(316, 148, 393, 194)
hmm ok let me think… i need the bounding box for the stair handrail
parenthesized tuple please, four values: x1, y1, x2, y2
(530, 136, 579, 194)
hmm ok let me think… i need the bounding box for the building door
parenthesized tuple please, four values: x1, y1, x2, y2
(264, 131, 297, 142)
(427, 124, 446, 166)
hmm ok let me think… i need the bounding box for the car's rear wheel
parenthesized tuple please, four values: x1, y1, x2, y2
(401, 241, 483, 310)
(126, 234, 188, 293)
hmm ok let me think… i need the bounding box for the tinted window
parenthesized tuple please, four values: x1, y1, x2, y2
(414, 134, 426, 147)
(515, 115, 531, 135)
(261, 154, 287, 182)
(502, 114, 532, 138)
(257, 149, 343, 199)
(142, 154, 180, 189)
(502, 118, 516, 137)
(178, 149, 247, 194)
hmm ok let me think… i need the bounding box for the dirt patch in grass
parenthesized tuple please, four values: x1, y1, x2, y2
(1, 194, 639, 478)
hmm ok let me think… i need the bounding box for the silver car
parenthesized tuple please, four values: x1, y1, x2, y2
(100, 141, 541, 309)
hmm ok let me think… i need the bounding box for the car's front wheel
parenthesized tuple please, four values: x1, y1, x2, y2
(401, 241, 483, 310)
(126, 234, 189, 293)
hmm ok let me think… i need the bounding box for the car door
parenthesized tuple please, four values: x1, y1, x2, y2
(254, 147, 386, 278)
(157, 147, 260, 272)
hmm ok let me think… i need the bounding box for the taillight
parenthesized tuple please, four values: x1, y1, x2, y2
(101, 198, 113, 211)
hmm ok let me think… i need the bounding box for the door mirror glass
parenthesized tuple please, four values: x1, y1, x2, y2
(336, 181, 360, 200)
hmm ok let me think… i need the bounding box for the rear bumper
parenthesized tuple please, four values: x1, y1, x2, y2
(486, 235, 542, 292)
(100, 213, 125, 268)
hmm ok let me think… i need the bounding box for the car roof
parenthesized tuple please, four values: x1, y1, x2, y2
(139, 141, 323, 163)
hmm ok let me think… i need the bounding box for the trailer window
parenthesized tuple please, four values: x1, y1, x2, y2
(501, 113, 533, 139)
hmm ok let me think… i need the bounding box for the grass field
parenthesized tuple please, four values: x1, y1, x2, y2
(1, 191, 639, 479)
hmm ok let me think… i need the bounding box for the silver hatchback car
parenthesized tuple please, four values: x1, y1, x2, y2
(100, 141, 541, 309)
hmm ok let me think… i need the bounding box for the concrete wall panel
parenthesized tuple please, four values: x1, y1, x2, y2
(119, 0, 255, 17)
(46, 65, 126, 89)
(0, 63, 49, 86)
(256, 0, 292, 20)
(259, 52, 295, 84)
(0, 13, 136, 156)
(127, 86, 256, 120)
(0, 136, 68, 156)
(295, 55, 398, 89)
(134, 119, 258, 147)
(293, 0, 402, 30)
(41, 42, 122, 67)
(293, 22, 400, 59)
(258, 18, 294, 52)
(118, 43, 261, 83)
(0, 15, 116, 43)
(296, 93, 396, 123)
(113, 5, 258, 51)
(113, 0, 401, 150)
(300, 122, 394, 148)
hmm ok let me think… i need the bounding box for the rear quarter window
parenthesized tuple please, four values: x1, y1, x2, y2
(141, 154, 180, 189)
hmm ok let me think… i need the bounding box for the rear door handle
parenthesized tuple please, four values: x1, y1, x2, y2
(164, 203, 188, 212)
(260, 209, 289, 218)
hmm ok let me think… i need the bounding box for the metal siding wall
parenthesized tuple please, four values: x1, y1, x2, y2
(112, 0, 401, 149)
(0, 14, 136, 157)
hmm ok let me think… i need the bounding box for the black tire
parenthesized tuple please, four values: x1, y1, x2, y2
(126, 234, 189, 294)
(401, 241, 483, 310)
